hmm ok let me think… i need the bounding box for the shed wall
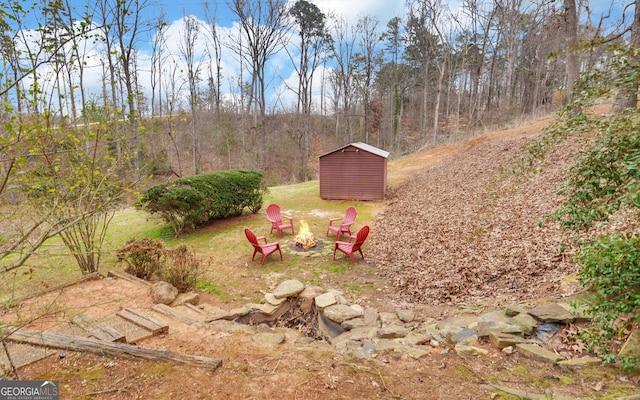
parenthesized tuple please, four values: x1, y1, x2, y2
(319, 146, 387, 201)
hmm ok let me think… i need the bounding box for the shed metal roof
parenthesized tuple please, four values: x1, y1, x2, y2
(319, 142, 390, 159)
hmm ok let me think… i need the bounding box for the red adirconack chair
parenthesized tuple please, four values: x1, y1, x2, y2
(245, 228, 283, 266)
(266, 203, 295, 238)
(327, 206, 357, 240)
(333, 225, 369, 264)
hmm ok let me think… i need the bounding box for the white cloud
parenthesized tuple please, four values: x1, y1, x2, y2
(312, 0, 406, 23)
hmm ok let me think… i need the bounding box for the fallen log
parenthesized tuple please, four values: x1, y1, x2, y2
(4, 328, 221, 371)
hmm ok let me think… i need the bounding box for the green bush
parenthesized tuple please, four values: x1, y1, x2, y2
(115, 238, 204, 292)
(139, 169, 267, 236)
(516, 43, 640, 368)
(577, 234, 640, 369)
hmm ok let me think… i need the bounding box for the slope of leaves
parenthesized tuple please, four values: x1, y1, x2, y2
(368, 135, 582, 306)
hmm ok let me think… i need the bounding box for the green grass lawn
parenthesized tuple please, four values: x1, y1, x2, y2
(1, 179, 382, 306)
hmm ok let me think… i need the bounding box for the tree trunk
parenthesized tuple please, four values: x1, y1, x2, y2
(611, 0, 640, 113)
(564, 0, 579, 99)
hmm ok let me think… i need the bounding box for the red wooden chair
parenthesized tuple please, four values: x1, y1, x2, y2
(327, 206, 357, 240)
(245, 228, 283, 266)
(333, 225, 369, 263)
(266, 203, 295, 238)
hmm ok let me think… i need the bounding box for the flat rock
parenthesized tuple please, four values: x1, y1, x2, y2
(454, 344, 489, 357)
(171, 292, 199, 306)
(509, 313, 538, 335)
(264, 293, 287, 306)
(253, 332, 286, 344)
(527, 303, 575, 324)
(489, 332, 528, 349)
(272, 280, 305, 299)
(323, 304, 362, 324)
(377, 325, 411, 339)
(516, 343, 565, 363)
(558, 357, 602, 367)
(314, 292, 337, 309)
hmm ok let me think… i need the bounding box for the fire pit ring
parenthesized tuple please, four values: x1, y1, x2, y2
(290, 239, 326, 253)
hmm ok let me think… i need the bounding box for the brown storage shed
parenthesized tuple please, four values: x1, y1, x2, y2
(319, 142, 390, 201)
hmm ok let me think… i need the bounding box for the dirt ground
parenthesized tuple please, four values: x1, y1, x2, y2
(7, 276, 635, 400)
(3, 108, 640, 399)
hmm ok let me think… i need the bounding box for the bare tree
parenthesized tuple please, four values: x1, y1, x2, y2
(353, 15, 381, 143)
(379, 16, 406, 150)
(288, 0, 331, 180)
(329, 13, 358, 143)
(178, 15, 204, 175)
(150, 12, 168, 119)
(227, 0, 289, 118)
(114, 0, 149, 175)
(226, 0, 289, 169)
(204, 2, 223, 117)
(405, 0, 440, 144)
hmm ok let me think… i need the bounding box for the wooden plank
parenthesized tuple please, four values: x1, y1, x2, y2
(107, 270, 151, 286)
(151, 304, 200, 325)
(4, 328, 221, 371)
(116, 308, 168, 335)
(183, 303, 209, 315)
(71, 312, 126, 343)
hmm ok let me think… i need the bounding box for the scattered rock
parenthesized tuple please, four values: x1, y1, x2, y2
(323, 304, 362, 324)
(151, 281, 179, 305)
(171, 292, 199, 307)
(527, 303, 575, 324)
(396, 309, 415, 323)
(489, 332, 527, 349)
(253, 332, 286, 344)
(264, 293, 287, 306)
(558, 357, 602, 367)
(314, 292, 337, 309)
(377, 325, 411, 339)
(619, 328, 640, 359)
(516, 343, 565, 363)
(199, 281, 594, 366)
(509, 312, 538, 335)
(455, 344, 489, 358)
(272, 279, 305, 299)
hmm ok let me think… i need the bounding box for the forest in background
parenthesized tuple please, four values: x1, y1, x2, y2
(1, 0, 632, 185)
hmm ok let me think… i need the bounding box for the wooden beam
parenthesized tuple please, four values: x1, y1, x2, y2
(107, 270, 151, 286)
(71, 312, 126, 343)
(5, 328, 222, 371)
(116, 308, 168, 335)
(151, 304, 200, 325)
